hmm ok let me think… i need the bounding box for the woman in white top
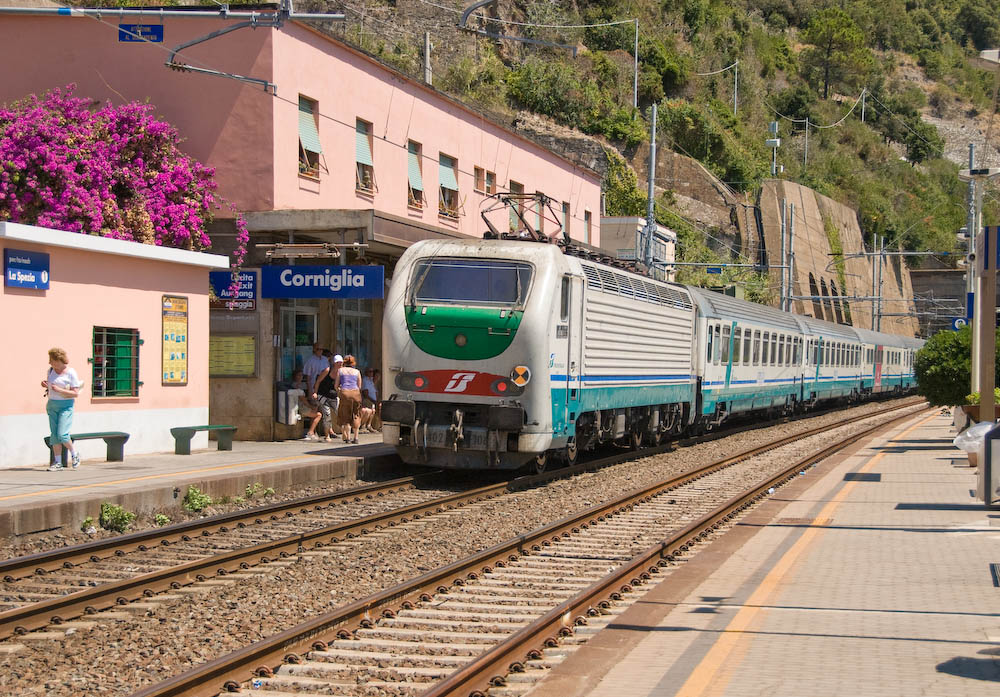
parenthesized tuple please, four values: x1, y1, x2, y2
(41, 347, 84, 470)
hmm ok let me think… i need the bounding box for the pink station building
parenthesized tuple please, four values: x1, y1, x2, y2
(0, 3, 603, 459)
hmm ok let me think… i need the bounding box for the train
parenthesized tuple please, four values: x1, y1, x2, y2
(380, 237, 923, 471)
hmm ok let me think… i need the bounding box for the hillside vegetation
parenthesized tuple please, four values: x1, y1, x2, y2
(314, 0, 1000, 284)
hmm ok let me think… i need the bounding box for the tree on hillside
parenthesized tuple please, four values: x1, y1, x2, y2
(799, 8, 875, 100)
(0, 85, 247, 284)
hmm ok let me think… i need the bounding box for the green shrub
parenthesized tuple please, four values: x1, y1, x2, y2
(154, 514, 171, 527)
(99, 503, 135, 533)
(80, 516, 95, 533)
(182, 486, 213, 512)
(964, 388, 1000, 405)
(914, 326, 1000, 406)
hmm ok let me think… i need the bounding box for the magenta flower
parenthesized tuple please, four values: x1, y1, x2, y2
(0, 85, 249, 296)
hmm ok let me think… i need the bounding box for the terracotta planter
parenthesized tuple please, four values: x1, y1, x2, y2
(968, 452, 978, 468)
(961, 405, 981, 422)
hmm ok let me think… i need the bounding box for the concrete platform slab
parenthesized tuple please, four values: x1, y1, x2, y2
(0, 432, 400, 537)
(528, 412, 1000, 697)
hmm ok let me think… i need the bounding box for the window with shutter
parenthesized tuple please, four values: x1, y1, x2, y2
(298, 96, 321, 177)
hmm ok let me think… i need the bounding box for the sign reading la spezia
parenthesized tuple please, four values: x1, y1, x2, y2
(4, 248, 49, 290)
(261, 265, 384, 299)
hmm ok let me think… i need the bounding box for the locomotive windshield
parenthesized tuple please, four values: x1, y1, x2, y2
(411, 258, 533, 306)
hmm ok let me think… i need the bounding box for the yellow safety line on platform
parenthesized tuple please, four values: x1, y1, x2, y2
(674, 410, 941, 697)
(0, 455, 323, 503)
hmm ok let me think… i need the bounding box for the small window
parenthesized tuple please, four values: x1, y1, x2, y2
(753, 331, 761, 365)
(707, 325, 714, 362)
(439, 153, 459, 218)
(407, 140, 424, 208)
(778, 336, 785, 366)
(721, 325, 731, 364)
(562, 202, 570, 236)
(92, 327, 140, 397)
(560, 276, 570, 321)
(485, 170, 496, 194)
(355, 119, 375, 193)
(743, 329, 752, 365)
(770, 334, 777, 366)
(733, 328, 742, 366)
(584, 210, 592, 244)
(762, 332, 770, 367)
(298, 96, 321, 177)
(713, 324, 722, 365)
(474, 166, 486, 193)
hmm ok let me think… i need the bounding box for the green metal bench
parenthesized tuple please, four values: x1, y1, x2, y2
(169, 425, 237, 455)
(44, 432, 129, 466)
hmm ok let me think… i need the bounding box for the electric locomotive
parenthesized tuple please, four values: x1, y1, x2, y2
(381, 237, 700, 470)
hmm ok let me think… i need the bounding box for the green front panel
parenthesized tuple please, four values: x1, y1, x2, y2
(406, 306, 522, 359)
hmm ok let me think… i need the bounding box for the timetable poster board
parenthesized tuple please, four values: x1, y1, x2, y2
(162, 295, 189, 385)
(209, 334, 257, 377)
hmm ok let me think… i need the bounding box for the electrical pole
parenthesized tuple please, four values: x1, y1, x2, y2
(788, 203, 796, 313)
(642, 103, 657, 265)
(876, 236, 884, 332)
(861, 88, 866, 123)
(779, 199, 787, 311)
(633, 19, 639, 110)
(803, 120, 809, 169)
(871, 236, 878, 330)
(424, 32, 432, 85)
(733, 60, 738, 116)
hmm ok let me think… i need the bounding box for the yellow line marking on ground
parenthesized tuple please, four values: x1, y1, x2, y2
(674, 411, 941, 697)
(0, 454, 325, 502)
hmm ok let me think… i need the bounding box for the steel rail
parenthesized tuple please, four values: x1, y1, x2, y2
(126, 400, 926, 697)
(423, 405, 935, 697)
(0, 472, 434, 580)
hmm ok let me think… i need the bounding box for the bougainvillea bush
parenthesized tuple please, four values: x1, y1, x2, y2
(0, 85, 247, 284)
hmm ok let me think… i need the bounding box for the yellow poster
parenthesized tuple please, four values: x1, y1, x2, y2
(162, 295, 188, 385)
(210, 335, 257, 377)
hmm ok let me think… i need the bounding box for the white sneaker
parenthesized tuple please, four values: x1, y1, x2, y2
(48, 462, 65, 471)
(71, 451, 80, 469)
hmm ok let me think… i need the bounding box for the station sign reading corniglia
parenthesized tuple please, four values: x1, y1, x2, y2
(261, 265, 384, 299)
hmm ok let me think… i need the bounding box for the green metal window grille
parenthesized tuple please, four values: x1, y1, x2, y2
(92, 327, 140, 397)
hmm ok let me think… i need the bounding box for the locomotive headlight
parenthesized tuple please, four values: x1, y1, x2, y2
(455, 333, 468, 347)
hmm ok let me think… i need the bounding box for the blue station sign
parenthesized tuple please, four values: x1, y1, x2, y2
(118, 24, 164, 42)
(4, 248, 49, 290)
(261, 265, 384, 299)
(209, 270, 258, 310)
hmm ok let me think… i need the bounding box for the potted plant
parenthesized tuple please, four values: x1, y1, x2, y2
(962, 388, 1000, 423)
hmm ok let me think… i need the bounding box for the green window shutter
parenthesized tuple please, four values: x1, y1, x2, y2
(439, 154, 458, 191)
(355, 121, 373, 166)
(298, 98, 322, 155)
(408, 143, 423, 191)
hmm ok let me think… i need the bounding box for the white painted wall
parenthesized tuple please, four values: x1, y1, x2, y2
(0, 407, 209, 469)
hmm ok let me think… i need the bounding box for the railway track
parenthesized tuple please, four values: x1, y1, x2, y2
(127, 399, 929, 697)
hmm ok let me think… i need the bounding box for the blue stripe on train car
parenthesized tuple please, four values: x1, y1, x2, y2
(550, 382, 697, 436)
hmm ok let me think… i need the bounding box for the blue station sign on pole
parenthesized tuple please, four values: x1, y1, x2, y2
(261, 265, 384, 299)
(4, 248, 49, 290)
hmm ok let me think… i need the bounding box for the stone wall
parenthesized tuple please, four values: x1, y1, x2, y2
(758, 181, 919, 337)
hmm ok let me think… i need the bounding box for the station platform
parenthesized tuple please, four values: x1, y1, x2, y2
(0, 432, 399, 537)
(529, 410, 1000, 697)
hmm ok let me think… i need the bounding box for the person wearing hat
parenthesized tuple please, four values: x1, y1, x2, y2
(313, 353, 343, 442)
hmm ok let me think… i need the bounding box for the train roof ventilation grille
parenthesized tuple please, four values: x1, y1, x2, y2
(581, 262, 692, 311)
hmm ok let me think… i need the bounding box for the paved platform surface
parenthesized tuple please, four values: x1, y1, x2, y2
(529, 411, 1000, 697)
(0, 432, 400, 537)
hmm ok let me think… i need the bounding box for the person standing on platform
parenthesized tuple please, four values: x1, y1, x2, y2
(42, 347, 84, 470)
(302, 342, 328, 409)
(361, 367, 379, 433)
(315, 351, 339, 442)
(336, 355, 364, 444)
